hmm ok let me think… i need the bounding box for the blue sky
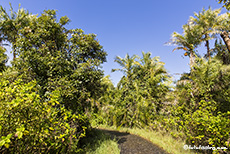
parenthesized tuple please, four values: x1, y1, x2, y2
(1, 0, 224, 85)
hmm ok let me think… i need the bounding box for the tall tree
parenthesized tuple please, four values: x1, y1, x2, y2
(109, 52, 170, 128)
(217, 12, 230, 54)
(135, 52, 170, 113)
(111, 54, 139, 127)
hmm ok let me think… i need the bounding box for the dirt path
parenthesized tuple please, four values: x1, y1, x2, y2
(98, 128, 169, 154)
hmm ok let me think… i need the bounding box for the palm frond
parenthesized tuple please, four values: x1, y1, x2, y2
(172, 47, 188, 52)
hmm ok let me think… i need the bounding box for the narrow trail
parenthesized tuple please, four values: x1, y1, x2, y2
(98, 128, 169, 154)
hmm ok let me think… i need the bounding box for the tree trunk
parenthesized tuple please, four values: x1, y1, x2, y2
(220, 31, 230, 53)
(205, 34, 211, 60)
(13, 51, 16, 60)
(189, 51, 195, 67)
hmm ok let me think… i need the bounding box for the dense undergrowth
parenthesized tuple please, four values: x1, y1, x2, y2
(0, 77, 88, 153)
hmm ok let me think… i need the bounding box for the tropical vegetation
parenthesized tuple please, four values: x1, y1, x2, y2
(0, 4, 105, 153)
(0, 1, 230, 154)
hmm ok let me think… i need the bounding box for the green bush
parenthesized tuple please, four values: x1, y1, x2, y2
(164, 99, 230, 153)
(0, 77, 89, 153)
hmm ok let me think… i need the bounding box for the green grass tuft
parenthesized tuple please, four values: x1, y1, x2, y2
(78, 128, 120, 154)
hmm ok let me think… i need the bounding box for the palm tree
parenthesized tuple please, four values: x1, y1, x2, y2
(217, 12, 230, 54)
(218, 0, 230, 10)
(111, 54, 139, 127)
(110, 53, 171, 127)
(139, 51, 167, 77)
(189, 8, 221, 60)
(170, 23, 203, 67)
(112, 54, 139, 86)
(137, 52, 169, 113)
(0, 4, 31, 59)
(135, 52, 168, 91)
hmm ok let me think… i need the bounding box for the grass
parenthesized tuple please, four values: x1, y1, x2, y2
(94, 124, 199, 154)
(78, 128, 120, 154)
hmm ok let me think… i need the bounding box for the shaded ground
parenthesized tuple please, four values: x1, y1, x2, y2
(98, 128, 169, 154)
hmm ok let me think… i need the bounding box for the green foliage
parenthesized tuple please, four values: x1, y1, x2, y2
(78, 128, 120, 154)
(0, 4, 105, 153)
(0, 6, 107, 113)
(166, 6, 230, 153)
(0, 77, 89, 153)
(163, 58, 230, 153)
(0, 4, 31, 59)
(169, 7, 230, 66)
(190, 7, 221, 59)
(170, 23, 203, 66)
(217, 0, 230, 10)
(213, 39, 230, 64)
(0, 46, 7, 72)
(95, 52, 171, 128)
(1, 3, 230, 154)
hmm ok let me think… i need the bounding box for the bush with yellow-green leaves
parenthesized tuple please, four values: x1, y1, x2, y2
(0, 77, 89, 153)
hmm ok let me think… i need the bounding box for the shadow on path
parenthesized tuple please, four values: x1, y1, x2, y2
(97, 128, 169, 154)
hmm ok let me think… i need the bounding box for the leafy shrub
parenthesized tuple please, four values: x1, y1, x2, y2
(0, 77, 89, 153)
(164, 99, 230, 153)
